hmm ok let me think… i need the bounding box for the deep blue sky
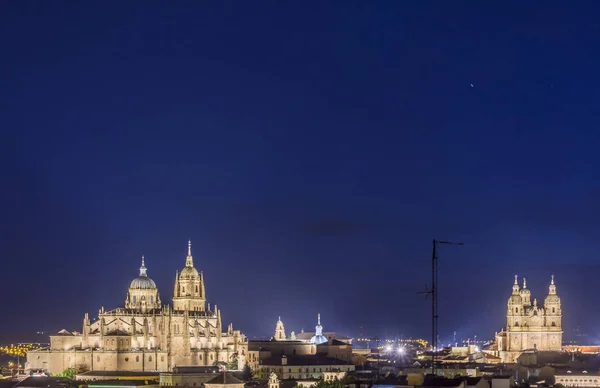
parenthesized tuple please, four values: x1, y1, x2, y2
(2, 1, 600, 345)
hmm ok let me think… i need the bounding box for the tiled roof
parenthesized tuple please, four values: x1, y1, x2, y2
(206, 373, 243, 385)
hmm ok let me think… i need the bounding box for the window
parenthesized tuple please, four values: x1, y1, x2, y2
(125, 357, 129, 362)
(149, 356, 153, 362)
(515, 308, 518, 313)
(136, 356, 139, 362)
(161, 356, 164, 362)
(552, 322, 556, 327)
(150, 296, 154, 304)
(553, 307, 556, 313)
(515, 322, 519, 327)
(133, 296, 137, 304)
(182, 287, 185, 293)
(141, 295, 146, 301)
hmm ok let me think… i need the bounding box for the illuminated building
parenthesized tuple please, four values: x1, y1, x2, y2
(26, 242, 247, 374)
(493, 275, 562, 363)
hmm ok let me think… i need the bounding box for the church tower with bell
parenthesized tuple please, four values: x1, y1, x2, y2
(495, 275, 563, 363)
(173, 241, 206, 311)
(274, 317, 286, 340)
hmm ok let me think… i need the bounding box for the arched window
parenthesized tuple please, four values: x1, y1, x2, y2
(515, 322, 519, 327)
(196, 285, 199, 293)
(515, 308, 518, 313)
(133, 296, 137, 304)
(553, 307, 556, 313)
(136, 356, 139, 362)
(552, 322, 556, 327)
(149, 356, 153, 362)
(150, 296, 154, 304)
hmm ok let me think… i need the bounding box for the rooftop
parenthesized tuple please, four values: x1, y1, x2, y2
(205, 373, 243, 385)
(261, 354, 352, 366)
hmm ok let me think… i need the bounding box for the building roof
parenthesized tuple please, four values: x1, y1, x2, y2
(261, 355, 352, 366)
(13, 377, 73, 388)
(205, 373, 243, 385)
(88, 380, 157, 386)
(170, 366, 220, 374)
(295, 332, 349, 341)
(77, 371, 160, 377)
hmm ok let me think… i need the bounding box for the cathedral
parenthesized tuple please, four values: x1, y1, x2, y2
(26, 242, 247, 374)
(494, 275, 562, 363)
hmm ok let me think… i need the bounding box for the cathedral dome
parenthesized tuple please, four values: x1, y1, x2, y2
(180, 266, 199, 278)
(129, 256, 157, 289)
(130, 275, 157, 289)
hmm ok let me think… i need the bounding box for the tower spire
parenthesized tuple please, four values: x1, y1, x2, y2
(549, 274, 557, 295)
(186, 240, 194, 267)
(512, 275, 519, 294)
(139, 256, 147, 277)
(523, 277, 527, 288)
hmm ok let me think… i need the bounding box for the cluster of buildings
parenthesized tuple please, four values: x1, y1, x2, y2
(24, 242, 356, 383)
(18, 242, 600, 388)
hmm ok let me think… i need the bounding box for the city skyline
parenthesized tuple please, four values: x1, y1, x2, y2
(3, 239, 588, 346)
(4, 2, 600, 346)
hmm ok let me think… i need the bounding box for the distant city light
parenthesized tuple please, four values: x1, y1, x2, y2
(398, 347, 405, 354)
(385, 345, 392, 352)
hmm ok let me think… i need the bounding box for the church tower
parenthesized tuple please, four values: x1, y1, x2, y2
(498, 274, 563, 363)
(506, 275, 523, 329)
(173, 241, 206, 311)
(274, 317, 286, 341)
(544, 275, 562, 333)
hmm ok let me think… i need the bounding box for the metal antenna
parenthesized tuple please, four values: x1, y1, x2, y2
(418, 239, 464, 376)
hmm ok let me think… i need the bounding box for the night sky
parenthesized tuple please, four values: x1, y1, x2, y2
(2, 2, 600, 345)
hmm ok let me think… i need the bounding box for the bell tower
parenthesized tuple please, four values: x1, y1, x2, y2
(274, 317, 286, 341)
(173, 241, 206, 311)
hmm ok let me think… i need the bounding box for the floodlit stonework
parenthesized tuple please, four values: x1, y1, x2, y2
(26, 242, 247, 374)
(495, 275, 562, 363)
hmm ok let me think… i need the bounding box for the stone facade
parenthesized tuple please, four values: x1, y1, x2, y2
(26, 242, 247, 374)
(495, 275, 563, 363)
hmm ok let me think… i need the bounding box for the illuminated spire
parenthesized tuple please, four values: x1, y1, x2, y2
(523, 278, 527, 288)
(139, 256, 147, 277)
(318, 313, 321, 325)
(186, 240, 194, 267)
(512, 275, 520, 294)
(549, 274, 557, 295)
